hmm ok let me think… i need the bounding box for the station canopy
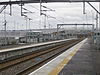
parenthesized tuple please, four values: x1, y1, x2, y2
(0, 0, 99, 5)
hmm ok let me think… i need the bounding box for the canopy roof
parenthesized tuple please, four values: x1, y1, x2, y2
(0, 0, 99, 5)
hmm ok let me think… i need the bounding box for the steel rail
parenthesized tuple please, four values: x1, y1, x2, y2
(0, 39, 83, 75)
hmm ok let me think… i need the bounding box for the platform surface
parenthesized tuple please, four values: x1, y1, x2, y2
(0, 39, 73, 53)
(29, 38, 100, 75)
(58, 38, 100, 75)
(29, 38, 87, 75)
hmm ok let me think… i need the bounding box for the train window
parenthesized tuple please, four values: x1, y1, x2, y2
(95, 33, 96, 35)
(97, 33, 100, 35)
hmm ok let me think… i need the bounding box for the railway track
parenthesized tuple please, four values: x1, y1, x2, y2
(0, 39, 83, 75)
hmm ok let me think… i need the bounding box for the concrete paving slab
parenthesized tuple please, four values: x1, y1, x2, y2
(59, 38, 100, 75)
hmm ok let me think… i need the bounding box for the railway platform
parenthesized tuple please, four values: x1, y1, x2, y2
(29, 38, 100, 75)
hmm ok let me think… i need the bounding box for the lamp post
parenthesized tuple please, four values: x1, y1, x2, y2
(4, 11, 7, 45)
(99, 2, 100, 30)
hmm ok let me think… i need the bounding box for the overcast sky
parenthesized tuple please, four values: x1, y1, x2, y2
(0, 1, 99, 30)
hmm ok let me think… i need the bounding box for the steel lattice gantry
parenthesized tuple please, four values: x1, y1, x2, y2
(0, 0, 99, 5)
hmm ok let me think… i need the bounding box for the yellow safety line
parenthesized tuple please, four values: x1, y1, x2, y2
(48, 44, 82, 75)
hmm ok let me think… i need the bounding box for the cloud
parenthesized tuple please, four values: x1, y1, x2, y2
(0, 2, 99, 30)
